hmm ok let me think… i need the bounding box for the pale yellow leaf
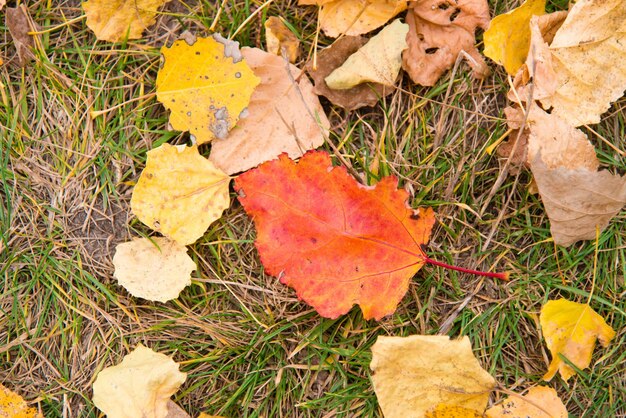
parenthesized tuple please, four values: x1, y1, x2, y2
(209, 48, 329, 175)
(483, 0, 546, 75)
(540, 299, 616, 381)
(82, 0, 170, 42)
(317, 0, 407, 37)
(113, 237, 195, 302)
(325, 19, 408, 89)
(264, 17, 300, 63)
(131, 144, 230, 245)
(370, 335, 496, 417)
(0, 384, 43, 418)
(92, 344, 187, 418)
(486, 386, 567, 418)
(156, 35, 260, 144)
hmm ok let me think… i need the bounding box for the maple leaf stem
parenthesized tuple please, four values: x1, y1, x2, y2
(422, 256, 509, 281)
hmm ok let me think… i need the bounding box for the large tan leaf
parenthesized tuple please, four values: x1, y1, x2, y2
(0, 384, 43, 418)
(131, 144, 230, 245)
(209, 48, 329, 175)
(113, 237, 196, 302)
(402, 0, 490, 86)
(483, 0, 545, 75)
(306, 36, 392, 110)
(370, 335, 496, 417)
(317, 0, 407, 37)
(540, 299, 616, 381)
(82, 0, 170, 42)
(486, 386, 567, 417)
(325, 19, 408, 89)
(526, 0, 626, 126)
(92, 344, 187, 418)
(156, 35, 260, 144)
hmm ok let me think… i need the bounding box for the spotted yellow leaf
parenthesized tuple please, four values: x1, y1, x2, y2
(131, 144, 230, 245)
(540, 298, 615, 381)
(156, 35, 260, 144)
(0, 384, 43, 418)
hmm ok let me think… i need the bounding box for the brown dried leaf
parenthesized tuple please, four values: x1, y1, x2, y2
(209, 48, 329, 175)
(5, 6, 38, 66)
(265, 17, 300, 63)
(306, 36, 392, 110)
(402, 0, 490, 86)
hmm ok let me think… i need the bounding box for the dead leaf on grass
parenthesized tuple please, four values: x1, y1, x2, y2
(316, 0, 408, 37)
(265, 16, 300, 63)
(370, 335, 496, 416)
(5, 6, 38, 66)
(92, 344, 187, 418)
(306, 36, 391, 110)
(540, 299, 616, 381)
(0, 384, 43, 418)
(486, 386, 567, 417)
(325, 19, 408, 89)
(209, 47, 329, 175)
(113, 237, 196, 302)
(402, 0, 490, 86)
(82, 0, 171, 42)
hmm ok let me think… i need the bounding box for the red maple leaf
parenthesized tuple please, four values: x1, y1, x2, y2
(234, 151, 436, 320)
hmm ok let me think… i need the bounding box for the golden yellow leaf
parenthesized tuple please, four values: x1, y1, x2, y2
(197, 415, 226, 418)
(113, 237, 195, 302)
(525, 0, 626, 126)
(131, 144, 230, 245)
(325, 19, 408, 89)
(486, 386, 567, 418)
(483, 0, 545, 75)
(264, 17, 300, 63)
(0, 384, 42, 418)
(425, 404, 485, 417)
(209, 48, 329, 175)
(92, 344, 187, 418)
(540, 299, 616, 381)
(156, 36, 260, 144)
(316, 0, 407, 37)
(82, 0, 170, 42)
(370, 335, 496, 417)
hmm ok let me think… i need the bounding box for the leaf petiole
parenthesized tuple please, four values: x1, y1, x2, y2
(421, 255, 509, 281)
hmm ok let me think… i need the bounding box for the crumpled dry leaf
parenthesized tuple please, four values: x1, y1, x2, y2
(82, 0, 171, 42)
(402, 0, 490, 86)
(370, 335, 496, 417)
(92, 344, 187, 418)
(113, 237, 196, 302)
(131, 144, 230, 245)
(486, 386, 567, 417)
(264, 16, 300, 63)
(316, 0, 407, 37)
(540, 299, 616, 381)
(156, 35, 260, 144)
(306, 36, 391, 110)
(325, 19, 408, 89)
(483, 0, 545, 75)
(522, 1, 626, 126)
(496, 106, 529, 174)
(5, 6, 39, 66)
(209, 48, 329, 175)
(0, 384, 43, 418)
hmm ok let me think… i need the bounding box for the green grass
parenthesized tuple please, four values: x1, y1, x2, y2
(1, 0, 625, 417)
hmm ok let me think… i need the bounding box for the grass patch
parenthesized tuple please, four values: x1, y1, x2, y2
(1, 0, 624, 416)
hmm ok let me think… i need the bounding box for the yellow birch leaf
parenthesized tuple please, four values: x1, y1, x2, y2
(156, 35, 260, 144)
(425, 404, 485, 417)
(113, 237, 195, 302)
(0, 384, 43, 418)
(317, 0, 407, 37)
(540, 299, 616, 381)
(483, 0, 546, 75)
(370, 335, 496, 417)
(92, 344, 187, 418)
(82, 0, 170, 42)
(325, 19, 408, 89)
(264, 17, 300, 63)
(486, 386, 567, 418)
(131, 144, 230, 245)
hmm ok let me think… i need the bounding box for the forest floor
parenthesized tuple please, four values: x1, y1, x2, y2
(1, 0, 625, 416)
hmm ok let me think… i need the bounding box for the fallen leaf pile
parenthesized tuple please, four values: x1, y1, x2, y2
(12, 0, 619, 415)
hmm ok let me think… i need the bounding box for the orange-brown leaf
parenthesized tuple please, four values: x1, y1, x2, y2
(234, 151, 435, 320)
